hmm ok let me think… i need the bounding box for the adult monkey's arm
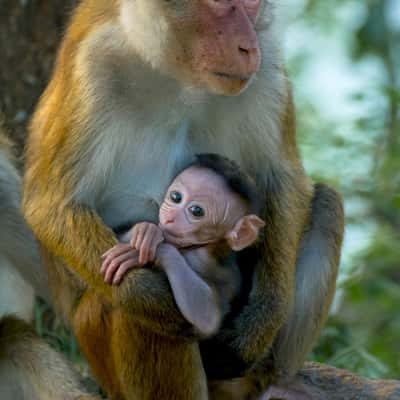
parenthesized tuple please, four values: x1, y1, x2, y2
(216, 97, 344, 397)
(22, 144, 192, 338)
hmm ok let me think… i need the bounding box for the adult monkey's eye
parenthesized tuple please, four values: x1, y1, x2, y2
(170, 191, 182, 203)
(189, 205, 205, 218)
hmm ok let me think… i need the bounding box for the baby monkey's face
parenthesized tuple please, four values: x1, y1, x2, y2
(159, 166, 248, 248)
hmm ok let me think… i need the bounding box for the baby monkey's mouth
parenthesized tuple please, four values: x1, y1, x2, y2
(159, 226, 184, 245)
(160, 226, 215, 249)
(161, 228, 181, 239)
(162, 233, 188, 249)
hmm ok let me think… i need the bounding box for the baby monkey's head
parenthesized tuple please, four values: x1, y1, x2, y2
(159, 154, 265, 249)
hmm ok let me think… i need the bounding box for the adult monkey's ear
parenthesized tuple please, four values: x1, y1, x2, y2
(225, 215, 265, 251)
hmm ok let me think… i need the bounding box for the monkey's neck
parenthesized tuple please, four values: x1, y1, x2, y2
(206, 240, 232, 264)
(174, 239, 232, 264)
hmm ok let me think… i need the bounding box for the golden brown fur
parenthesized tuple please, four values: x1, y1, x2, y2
(23, 1, 344, 399)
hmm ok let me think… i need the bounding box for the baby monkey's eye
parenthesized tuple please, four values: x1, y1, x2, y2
(189, 205, 205, 218)
(170, 191, 182, 203)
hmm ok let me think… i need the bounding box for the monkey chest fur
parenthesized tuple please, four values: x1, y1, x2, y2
(74, 22, 284, 230)
(92, 118, 268, 231)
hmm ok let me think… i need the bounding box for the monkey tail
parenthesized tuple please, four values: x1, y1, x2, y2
(272, 183, 344, 378)
(0, 315, 101, 400)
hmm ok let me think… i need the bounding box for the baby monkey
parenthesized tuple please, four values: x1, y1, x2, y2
(101, 154, 265, 336)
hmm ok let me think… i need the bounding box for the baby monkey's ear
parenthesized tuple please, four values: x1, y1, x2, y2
(225, 215, 265, 251)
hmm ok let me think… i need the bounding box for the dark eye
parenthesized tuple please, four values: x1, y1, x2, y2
(189, 205, 205, 218)
(170, 191, 182, 203)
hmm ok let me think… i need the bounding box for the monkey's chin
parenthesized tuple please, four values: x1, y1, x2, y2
(205, 72, 253, 96)
(161, 230, 187, 248)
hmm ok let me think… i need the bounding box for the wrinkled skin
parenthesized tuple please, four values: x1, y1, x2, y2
(101, 166, 264, 285)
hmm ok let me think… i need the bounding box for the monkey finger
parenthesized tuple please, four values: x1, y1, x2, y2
(131, 223, 148, 250)
(101, 244, 123, 258)
(138, 246, 149, 265)
(113, 259, 141, 285)
(129, 225, 140, 249)
(150, 225, 164, 245)
(100, 261, 109, 275)
(100, 245, 133, 274)
(147, 235, 163, 263)
(149, 225, 163, 243)
(138, 232, 155, 264)
(104, 261, 121, 284)
(102, 244, 131, 259)
(147, 245, 156, 263)
(103, 249, 137, 282)
(101, 255, 119, 275)
(111, 250, 139, 269)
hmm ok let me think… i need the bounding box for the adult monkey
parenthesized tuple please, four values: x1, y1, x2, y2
(23, 0, 344, 399)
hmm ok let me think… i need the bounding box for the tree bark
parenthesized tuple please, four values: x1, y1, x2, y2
(0, 0, 76, 154)
(292, 363, 400, 400)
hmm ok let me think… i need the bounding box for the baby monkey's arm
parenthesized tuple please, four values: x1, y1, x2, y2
(102, 228, 222, 335)
(156, 243, 222, 337)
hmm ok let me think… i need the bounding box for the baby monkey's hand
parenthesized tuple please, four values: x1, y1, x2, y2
(101, 244, 140, 285)
(101, 222, 164, 285)
(129, 222, 164, 265)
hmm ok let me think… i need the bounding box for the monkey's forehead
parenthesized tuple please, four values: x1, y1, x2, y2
(171, 167, 228, 192)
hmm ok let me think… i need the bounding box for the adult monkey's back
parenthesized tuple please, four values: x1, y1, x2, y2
(22, 1, 344, 399)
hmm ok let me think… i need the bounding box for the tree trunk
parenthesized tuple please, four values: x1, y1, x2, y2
(292, 363, 400, 400)
(0, 0, 76, 154)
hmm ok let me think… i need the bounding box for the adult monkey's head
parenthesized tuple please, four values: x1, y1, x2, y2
(120, 0, 267, 96)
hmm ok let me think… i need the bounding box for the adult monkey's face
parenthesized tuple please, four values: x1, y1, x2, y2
(121, 0, 264, 96)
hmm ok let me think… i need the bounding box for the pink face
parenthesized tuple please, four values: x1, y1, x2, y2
(159, 167, 247, 248)
(165, 0, 263, 95)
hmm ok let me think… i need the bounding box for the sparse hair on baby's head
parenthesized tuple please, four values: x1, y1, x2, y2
(188, 153, 260, 214)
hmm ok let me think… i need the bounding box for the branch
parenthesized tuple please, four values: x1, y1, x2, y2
(295, 362, 400, 400)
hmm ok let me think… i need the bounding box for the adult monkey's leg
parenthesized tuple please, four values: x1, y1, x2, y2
(254, 183, 344, 400)
(272, 183, 344, 377)
(208, 183, 343, 400)
(74, 291, 208, 400)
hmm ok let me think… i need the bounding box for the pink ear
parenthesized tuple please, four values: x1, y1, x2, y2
(226, 215, 265, 251)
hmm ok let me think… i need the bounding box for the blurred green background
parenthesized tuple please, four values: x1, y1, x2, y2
(284, 0, 400, 379)
(1, 0, 399, 382)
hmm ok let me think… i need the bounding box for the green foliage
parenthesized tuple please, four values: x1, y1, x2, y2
(292, 0, 400, 379)
(35, 299, 88, 374)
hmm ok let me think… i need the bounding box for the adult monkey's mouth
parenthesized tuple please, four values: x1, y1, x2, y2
(213, 71, 252, 82)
